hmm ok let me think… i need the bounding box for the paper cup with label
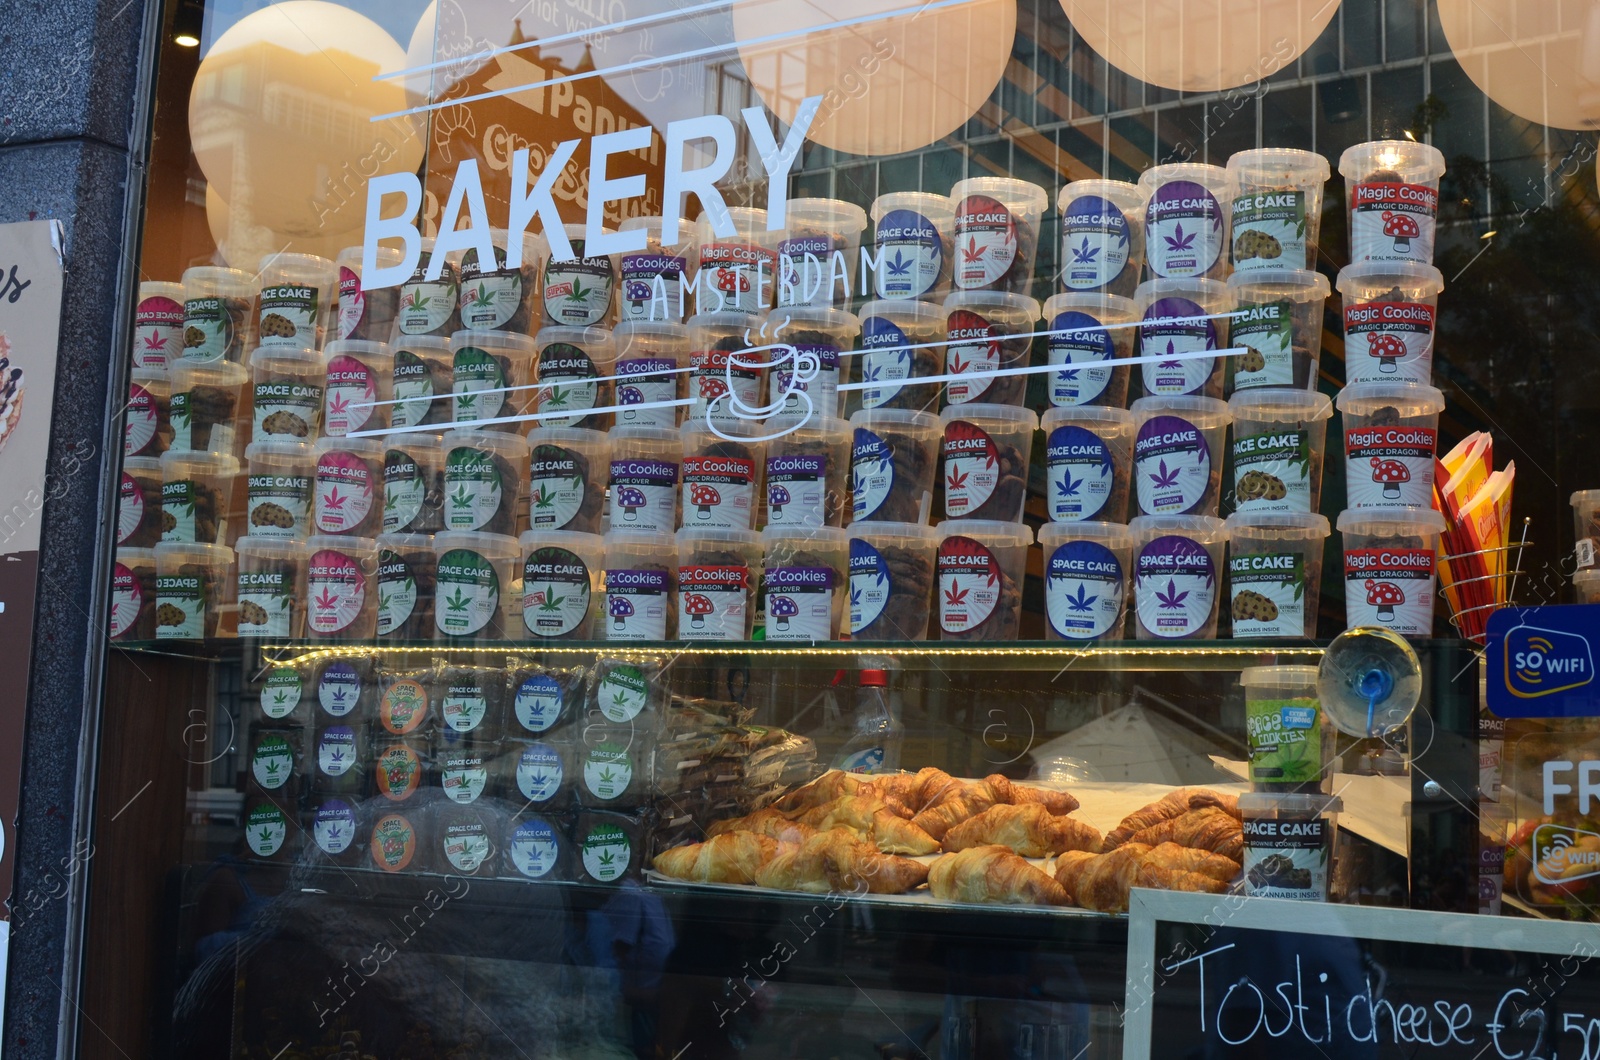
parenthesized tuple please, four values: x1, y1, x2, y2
(942, 290, 1040, 407)
(133, 280, 184, 371)
(1573, 490, 1600, 571)
(1225, 268, 1329, 394)
(1240, 665, 1330, 793)
(336, 244, 401, 343)
(154, 541, 231, 640)
(381, 432, 444, 535)
(849, 407, 940, 524)
(1041, 405, 1133, 523)
(303, 535, 376, 639)
(1337, 506, 1446, 637)
(119, 458, 164, 547)
(1057, 179, 1145, 298)
(533, 325, 616, 430)
(320, 339, 392, 437)
(1225, 512, 1329, 639)
(376, 532, 436, 641)
(1240, 792, 1341, 900)
(181, 265, 253, 363)
(1135, 277, 1230, 398)
(1040, 292, 1135, 409)
(936, 519, 1030, 642)
(617, 216, 691, 323)
(614, 321, 687, 428)
(433, 530, 520, 642)
(607, 426, 678, 533)
(440, 428, 528, 536)
(110, 547, 158, 641)
(681, 420, 763, 531)
(855, 299, 945, 414)
(939, 403, 1036, 521)
(1228, 389, 1332, 514)
(312, 436, 383, 536)
(695, 206, 780, 316)
(1336, 261, 1444, 385)
(458, 228, 539, 334)
(169, 358, 247, 456)
(1336, 382, 1444, 509)
(950, 177, 1047, 294)
(849, 522, 938, 640)
(125, 370, 171, 459)
(1339, 140, 1446, 265)
(777, 198, 867, 309)
(687, 310, 768, 429)
(159, 450, 240, 545)
(502, 812, 573, 881)
(1038, 521, 1132, 642)
(605, 531, 676, 640)
(764, 416, 849, 528)
(451, 329, 536, 432)
(527, 425, 607, 534)
(1130, 514, 1228, 640)
(1131, 395, 1230, 517)
(1226, 149, 1330, 272)
(257, 252, 337, 350)
(389, 335, 455, 429)
(541, 222, 618, 327)
(393, 237, 462, 339)
(869, 192, 954, 301)
(676, 527, 760, 641)
(520, 529, 603, 639)
(761, 525, 847, 641)
(768, 305, 856, 425)
(236, 537, 305, 638)
(250, 346, 325, 440)
(1137, 164, 1232, 281)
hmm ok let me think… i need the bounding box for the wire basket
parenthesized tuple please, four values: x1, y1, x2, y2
(1442, 519, 1532, 645)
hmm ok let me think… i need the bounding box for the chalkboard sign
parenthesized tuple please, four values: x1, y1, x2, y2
(1125, 890, 1600, 1060)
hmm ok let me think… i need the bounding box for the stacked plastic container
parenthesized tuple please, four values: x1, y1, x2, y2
(1333, 141, 1450, 638)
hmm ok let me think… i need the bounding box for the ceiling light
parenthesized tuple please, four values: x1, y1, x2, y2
(174, 33, 200, 47)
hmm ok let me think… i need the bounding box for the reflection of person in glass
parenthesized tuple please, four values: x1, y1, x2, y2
(584, 878, 676, 1057)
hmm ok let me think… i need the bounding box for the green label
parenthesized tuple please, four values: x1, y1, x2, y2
(597, 665, 648, 723)
(252, 379, 323, 437)
(535, 343, 599, 426)
(1231, 190, 1308, 270)
(170, 391, 192, 448)
(392, 349, 438, 427)
(581, 821, 631, 881)
(1229, 300, 1296, 389)
(583, 743, 634, 800)
(155, 573, 205, 639)
(452, 347, 509, 425)
(252, 733, 294, 789)
(161, 479, 198, 542)
(445, 445, 504, 530)
(262, 667, 303, 718)
(182, 296, 232, 362)
(384, 450, 427, 533)
(1231, 427, 1313, 514)
(1245, 694, 1323, 785)
(436, 548, 500, 636)
(1229, 551, 1307, 638)
(245, 803, 289, 857)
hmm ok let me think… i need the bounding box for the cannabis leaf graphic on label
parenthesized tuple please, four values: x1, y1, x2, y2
(598, 849, 617, 866)
(943, 581, 969, 607)
(886, 251, 913, 277)
(1150, 460, 1181, 489)
(323, 486, 347, 511)
(949, 351, 971, 375)
(457, 392, 476, 410)
(1156, 579, 1189, 609)
(1071, 237, 1100, 263)
(565, 277, 589, 303)
(1064, 583, 1098, 612)
(446, 588, 471, 613)
(527, 771, 550, 789)
(946, 465, 969, 492)
(544, 386, 571, 409)
(1160, 339, 1181, 369)
(961, 236, 987, 264)
(314, 587, 339, 612)
(143, 332, 169, 352)
(1164, 223, 1197, 253)
(861, 361, 883, 383)
(451, 485, 473, 509)
(849, 585, 862, 608)
(1056, 469, 1083, 498)
(532, 485, 555, 509)
(327, 391, 351, 417)
(599, 767, 618, 784)
(538, 586, 564, 612)
(469, 282, 494, 308)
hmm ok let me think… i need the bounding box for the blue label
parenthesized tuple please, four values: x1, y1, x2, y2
(849, 538, 890, 634)
(318, 662, 361, 717)
(510, 817, 560, 878)
(874, 209, 943, 299)
(1140, 296, 1219, 396)
(850, 428, 895, 520)
(1048, 310, 1118, 407)
(1487, 607, 1600, 717)
(517, 743, 564, 802)
(860, 317, 919, 409)
(1046, 425, 1115, 522)
(514, 673, 563, 733)
(1061, 195, 1131, 291)
(1045, 540, 1125, 640)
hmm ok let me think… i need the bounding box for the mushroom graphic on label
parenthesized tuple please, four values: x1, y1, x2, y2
(617, 383, 644, 408)
(1368, 333, 1406, 373)
(683, 592, 715, 628)
(1365, 579, 1405, 621)
(1370, 457, 1411, 499)
(615, 485, 647, 522)
(768, 483, 791, 520)
(699, 375, 728, 403)
(689, 483, 721, 519)
(609, 595, 634, 631)
(716, 267, 751, 295)
(624, 280, 653, 303)
(1382, 211, 1420, 252)
(769, 594, 799, 630)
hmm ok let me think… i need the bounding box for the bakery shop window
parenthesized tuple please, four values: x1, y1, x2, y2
(83, 0, 1600, 1056)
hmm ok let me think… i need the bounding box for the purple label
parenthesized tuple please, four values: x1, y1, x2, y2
(1147, 180, 1224, 277)
(767, 453, 828, 527)
(1135, 534, 1217, 638)
(1135, 415, 1211, 516)
(1141, 296, 1219, 396)
(763, 566, 833, 590)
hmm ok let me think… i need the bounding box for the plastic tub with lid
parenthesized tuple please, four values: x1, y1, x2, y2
(520, 529, 604, 640)
(776, 198, 867, 308)
(1336, 505, 1447, 637)
(1225, 268, 1330, 394)
(761, 525, 848, 641)
(939, 403, 1036, 521)
(1228, 389, 1332, 514)
(1041, 406, 1134, 523)
(1041, 292, 1136, 408)
(1336, 382, 1445, 509)
(950, 177, 1049, 294)
(1336, 261, 1444, 385)
(1129, 514, 1228, 640)
(1137, 163, 1232, 281)
(1135, 276, 1230, 398)
(935, 520, 1031, 641)
(1239, 665, 1330, 793)
(1131, 395, 1231, 517)
(1339, 140, 1447, 265)
(1056, 179, 1146, 297)
(847, 521, 938, 641)
(1225, 511, 1330, 639)
(1226, 148, 1331, 271)
(1038, 521, 1133, 642)
(869, 192, 954, 301)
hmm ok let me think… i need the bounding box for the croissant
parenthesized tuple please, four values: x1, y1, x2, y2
(1103, 788, 1239, 849)
(1057, 844, 1152, 912)
(652, 832, 777, 884)
(797, 796, 941, 855)
(876, 767, 954, 815)
(1128, 807, 1244, 862)
(1141, 841, 1240, 883)
(754, 828, 929, 895)
(942, 803, 1103, 857)
(984, 775, 1081, 816)
(772, 771, 876, 815)
(706, 809, 817, 845)
(912, 781, 1003, 841)
(928, 845, 1071, 906)
(1132, 860, 1230, 896)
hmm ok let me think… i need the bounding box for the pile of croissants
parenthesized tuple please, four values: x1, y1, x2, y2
(651, 768, 1245, 913)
